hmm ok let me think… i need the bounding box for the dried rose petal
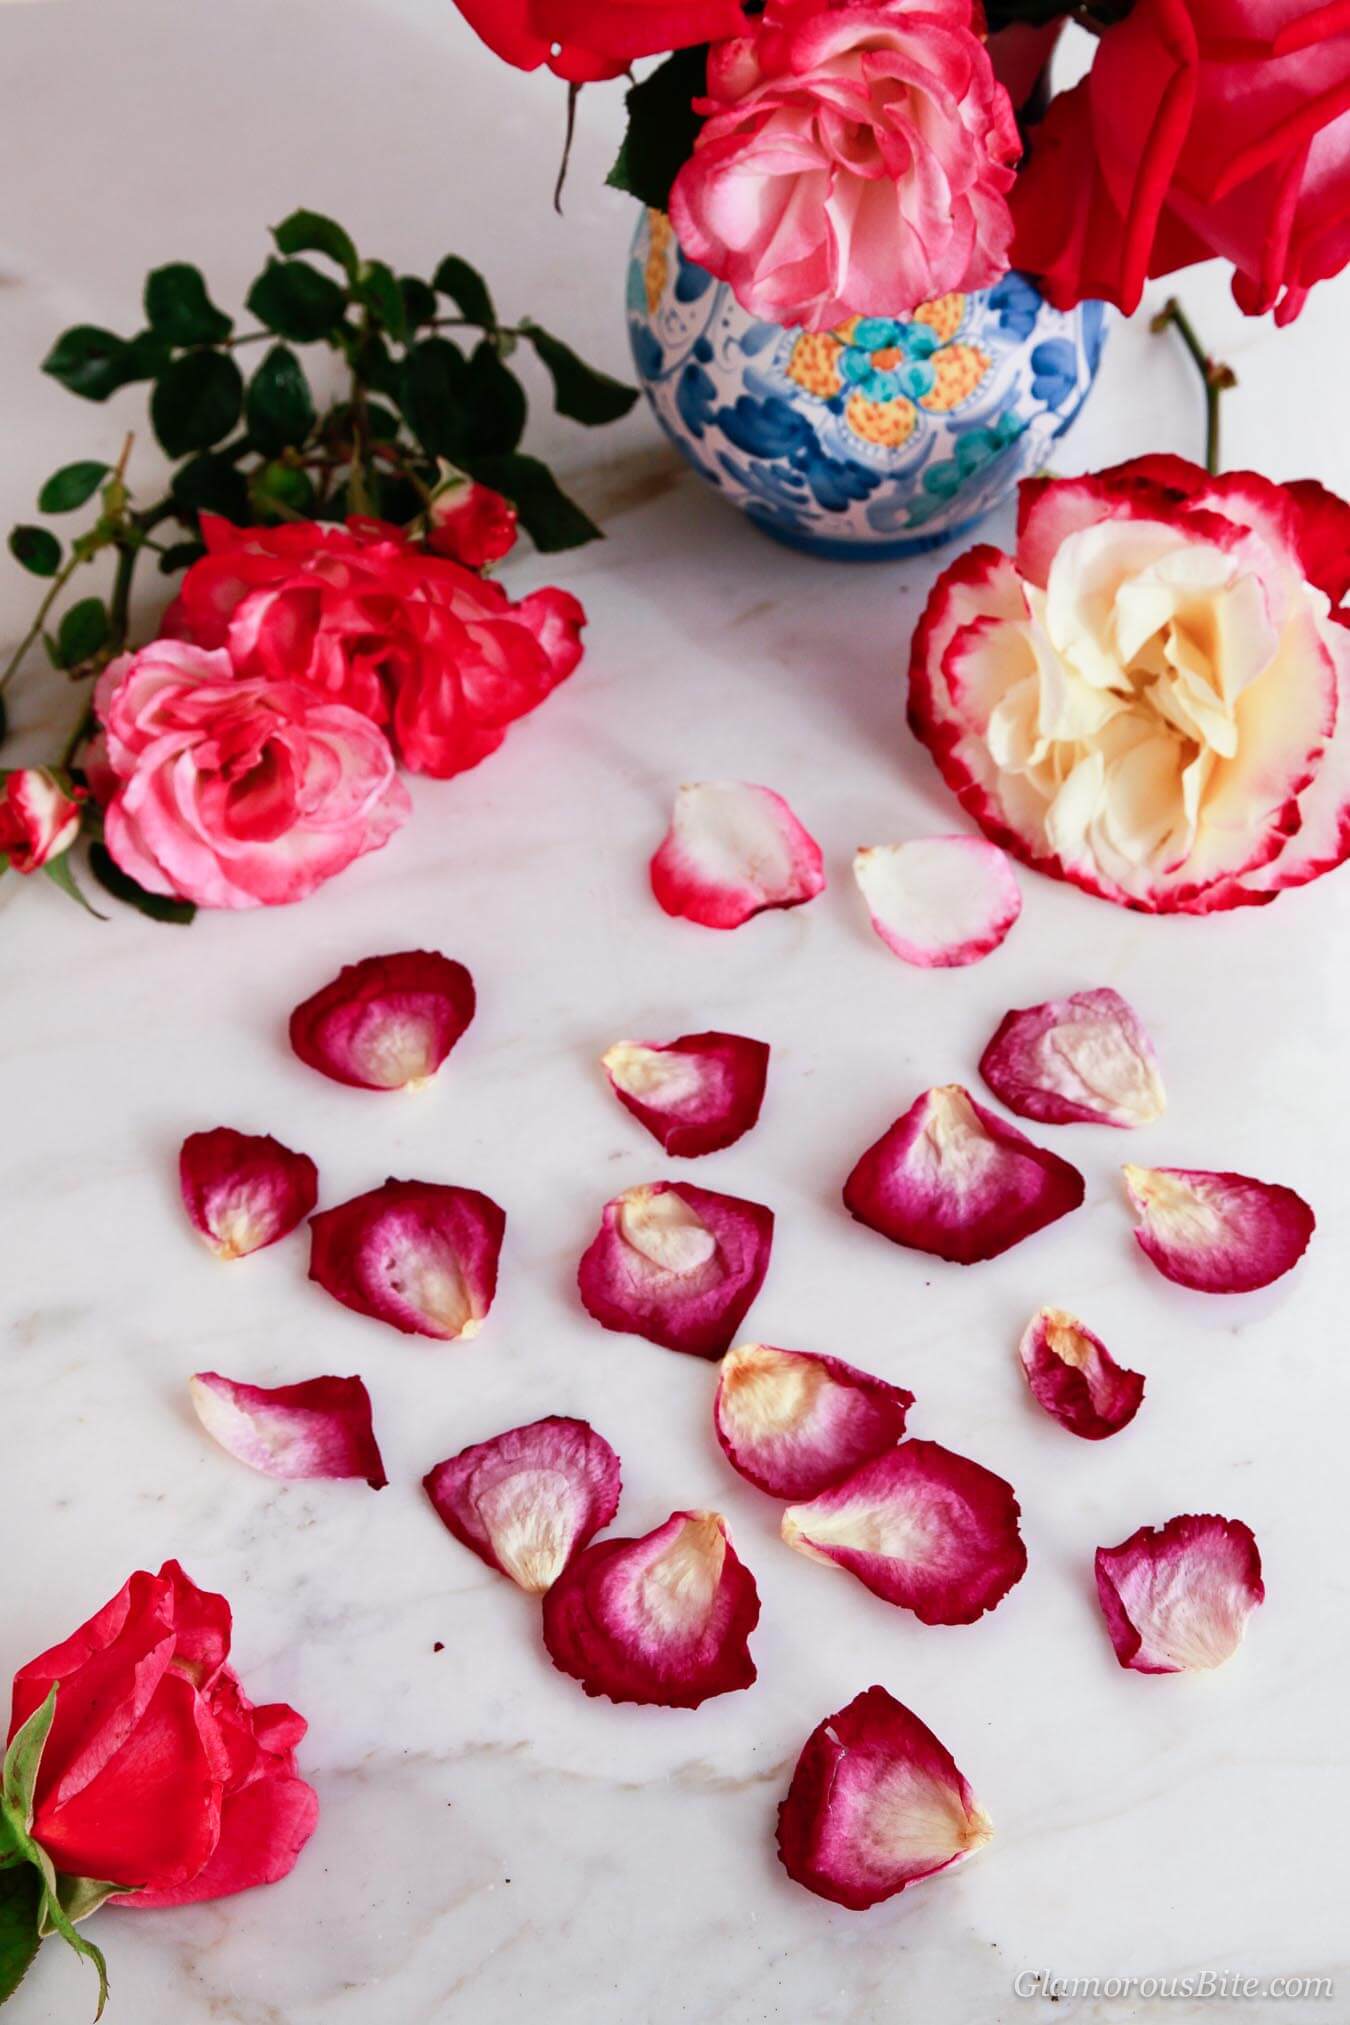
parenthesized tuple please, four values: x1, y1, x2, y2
(179, 1128, 318, 1260)
(1095, 1514, 1264, 1673)
(1018, 1307, 1144, 1440)
(308, 1178, 505, 1339)
(540, 1509, 759, 1706)
(782, 1440, 1027, 1624)
(601, 1030, 770, 1157)
(650, 781, 825, 929)
(288, 950, 476, 1091)
(853, 837, 1021, 967)
(423, 1416, 621, 1593)
(980, 987, 1165, 1128)
(843, 1085, 1085, 1265)
(714, 1342, 914, 1500)
(577, 1181, 773, 1359)
(189, 1370, 387, 1488)
(1122, 1163, 1314, 1293)
(777, 1686, 993, 1909)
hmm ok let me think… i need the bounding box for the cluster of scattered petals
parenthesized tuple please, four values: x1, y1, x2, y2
(577, 1181, 773, 1358)
(190, 1371, 387, 1488)
(541, 1510, 760, 1706)
(650, 781, 825, 929)
(423, 1417, 621, 1593)
(1095, 1514, 1264, 1673)
(777, 1687, 993, 1908)
(782, 1439, 1027, 1624)
(289, 950, 476, 1092)
(1018, 1308, 1144, 1441)
(179, 1127, 318, 1259)
(601, 1030, 769, 1156)
(908, 461, 1350, 914)
(714, 1342, 913, 1500)
(309, 1178, 505, 1339)
(853, 838, 1020, 967)
(843, 1085, 1084, 1265)
(981, 987, 1165, 1128)
(0, 766, 82, 872)
(1123, 1163, 1314, 1293)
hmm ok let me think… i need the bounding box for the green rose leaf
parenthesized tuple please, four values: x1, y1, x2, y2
(89, 843, 196, 925)
(521, 324, 637, 425)
(245, 344, 316, 454)
(41, 326, 129, 401)
(57, 598, 109, 669)
(432, 255, 495, 329)
(171, 453, 249, 525)
(144, 263, 233, 347)
(468, 451, 600, 552)
(0, 1867, 42, 2006)
(151, 350, 244, 458)
(37, 463, 111, 514)
(247, 258, 347, 343)
(272, 208, 359, 279)
(459, 342, 526, 457)
(398, 275, 438, 331)
(8, 526, 62, 578)
(355, 259, 407, 343)
(401, 337, 469, 460)
(42, 852, 106, 920)
(158, 540, 207, 576)
(607, 46, 707, 210)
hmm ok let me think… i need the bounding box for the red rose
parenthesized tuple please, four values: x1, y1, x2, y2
(8, 1561, 317, 1905)
(426, 479, 519, 568)
(451, 0, 748, 81)
(1011, 0, 1350, 323)
(0, 768, 82, 873)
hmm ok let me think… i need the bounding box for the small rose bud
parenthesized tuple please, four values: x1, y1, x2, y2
(426, 480, 518, 568)
(0, 767, 82, 874)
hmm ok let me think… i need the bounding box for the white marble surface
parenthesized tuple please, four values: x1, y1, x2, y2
(3, 4, 1350, 2021)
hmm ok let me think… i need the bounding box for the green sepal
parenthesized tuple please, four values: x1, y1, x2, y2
(606, 47, 707, 210)
(24, 1842, 110, 2021)
(2, 1688, 57, 1832)
(88, 842, 196, 924)
(42, 853, 106, 921)
(37, 463, 111, 515)
(39, 1876, 132, 1934)
(521, 323, 637, 425)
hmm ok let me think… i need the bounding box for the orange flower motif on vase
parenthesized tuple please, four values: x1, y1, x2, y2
(786, 299, 993, 450)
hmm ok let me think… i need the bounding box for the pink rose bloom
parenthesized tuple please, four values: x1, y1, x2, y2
(165, 516, 585, 781)
(0, 767, 82, 872)
(669, 0, 1020, 332)
(427, 480, 518, 569)
(95, 639, 410, 909)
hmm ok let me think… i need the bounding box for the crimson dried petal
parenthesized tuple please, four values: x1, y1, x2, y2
(577, 1181, 773, 1359)
(843, 1084, 1085, 1265)
(777, 1687, 993, 1909)
(288, 950, 476, 1091)
(601, 1030, 770, 1157)
(650, 781, 825, 929)
(980, 987, 1165, 1128)
(1018, 1307, 1144, 1440)
(179, 1128, 318, 1260)
(853, 838, 1021, 967)
(308, 1178, 505, 1339)
(423, 1417, 621, 1593)
(189, 1371, 387, 1488)
(782, 1440, 1027, 1624)
(540, 1509, 759, 1707)
(714, 1342, 914, 1500)
(1122, 1163, 1314, 1293)
(1095, 1514, 1264, 1673)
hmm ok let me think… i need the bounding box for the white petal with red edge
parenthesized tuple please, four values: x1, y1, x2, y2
(423, 1417, 621, 1592)
(1018, 1308, 1144, 1440)
(190, 1371, 386, 1487)
(714, 1342, 914, 1501)
(853, 838, 1021, 967)
(601, 1030, 769, 1156)
(1095, 1514, 1264, 1672)
(1123, 1163, 1314, 1293)
(179, 1128, 318, 1259)
(980, 987, 1165, 1127)
(650, 781, 825, 929)
(577, 1181, 773, 1359)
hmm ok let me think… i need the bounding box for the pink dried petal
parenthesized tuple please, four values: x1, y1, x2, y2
(540, 1509, 759, 1707)
(782, 1439, 1027, 1624)
(308, 1178, 505, 1339)
(577, 1181, 773, 1359)
(650, 781, 825, 929)
(1095, 1514, 1264, 1673)
(1018, 1307, 1144, 1440)
(601, 1030, 770, 1157)
(189, 1371, 387, 1487)
(843, 1085, 1085, 1265)
(1122, 1163, 1314, 1293)
(853, 838, 1021, 967)
(288, 950, 475, 1091)
(980, 987, 1165, 1128)
(423, 1416, 621, 1593)
(777, 1686, 993, 1909)
(179, 1128, 318, 1259)
(714, 1342, 914, 1500)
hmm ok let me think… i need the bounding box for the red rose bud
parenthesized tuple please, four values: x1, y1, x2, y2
(179, 1128, 319, 1259)
(426, 480, 518, 569)
(308, 1178, 505, 1340)
(289, 950, 476, 1092)
(0, 767, 82, 873)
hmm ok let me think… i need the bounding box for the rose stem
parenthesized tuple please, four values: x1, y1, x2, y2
(1149, 297, 1237, 476)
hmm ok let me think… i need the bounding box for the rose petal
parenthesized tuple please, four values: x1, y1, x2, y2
(308, 1178, 505, 1339)
(601, 1030, 770, 1157)
(714, 1342, 914, 1500)
(1122, 1163, 1314, 1293)
(650, 781, 825, 929)
(423, 1416, 621, 1593)
(1095, 1514, 1264, 1673)
(843, 1085, 1085, 1264)
(288, 950, 476, 1091)
(179, 1128, 318, 1259)
(540, 1509, 759, 1707)
(189, 1371, 387, 1487)
(853, 838, 1021, 967)
(577, 1181, 773, 1359)
(776, 1686, 993, 1909)
(782, 1440, 1027, 1624)
(980, 987, 1166, 1128)
(1018, 1307, 1145, 1440)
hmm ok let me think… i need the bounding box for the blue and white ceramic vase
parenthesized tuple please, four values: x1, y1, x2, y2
(626, 209, 1107, 561)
